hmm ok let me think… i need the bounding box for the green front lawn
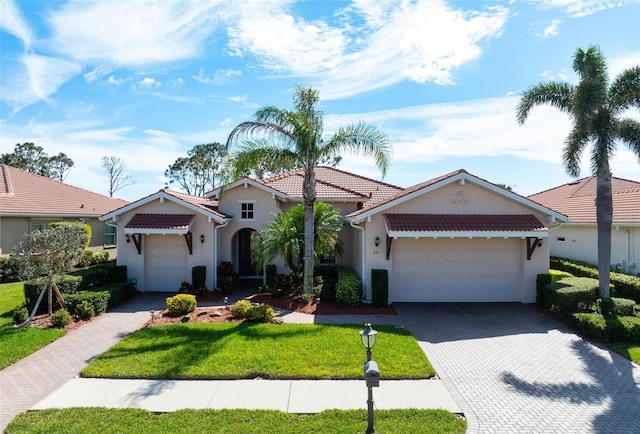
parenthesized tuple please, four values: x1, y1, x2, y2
(612, 345, 640, 364)
(82, 323, 435, 379)
(6, 408, 466, 434)
(0, 282, 65, 370)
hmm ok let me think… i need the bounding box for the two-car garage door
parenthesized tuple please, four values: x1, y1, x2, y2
(391, 237, 521, 302)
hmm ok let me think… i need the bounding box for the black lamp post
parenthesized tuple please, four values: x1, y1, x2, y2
(360, 323, 378, 434)
(360, 323, 377, 361)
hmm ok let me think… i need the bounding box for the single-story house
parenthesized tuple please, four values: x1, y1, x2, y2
(528, 176, 640, 274)
(0, 164, 130, 257)
(100, 167, 568, 303)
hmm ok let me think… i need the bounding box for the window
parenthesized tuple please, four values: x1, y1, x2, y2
(30, 223, 45, 232)
(104, 223, 117, 246)
(240, 202, 255, 220)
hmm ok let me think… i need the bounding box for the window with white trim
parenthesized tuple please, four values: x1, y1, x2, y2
(240, 201, 255, 220)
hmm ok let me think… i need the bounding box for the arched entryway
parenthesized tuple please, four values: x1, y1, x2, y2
(236, 227, 259, 277)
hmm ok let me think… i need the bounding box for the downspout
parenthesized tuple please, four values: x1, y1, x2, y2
(350, 220, 369, 303)
(214, 220, 230, 291)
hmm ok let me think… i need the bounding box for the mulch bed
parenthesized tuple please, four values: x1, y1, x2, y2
(21, 290, 396, 331)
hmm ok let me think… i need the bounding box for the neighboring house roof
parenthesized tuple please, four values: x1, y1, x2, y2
(100, 189, 230, 223)
(124, 214, 195, 233)
(348, 169, 569, 224)
(528, 176, 640, 224)
(384, 214, 547, 237)
(0, 164, 129, 217)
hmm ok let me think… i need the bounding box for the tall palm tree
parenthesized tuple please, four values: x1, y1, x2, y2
(517, 45, 640, 298)
(226, 85, 392, 295)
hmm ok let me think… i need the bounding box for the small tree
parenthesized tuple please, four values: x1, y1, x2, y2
(252, 202, 343, 277)
(11, 224, 88, 321)
(101, 156, 135, 197)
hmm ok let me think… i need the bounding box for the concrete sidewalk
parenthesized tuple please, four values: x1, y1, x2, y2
(31, 378, 461, 414)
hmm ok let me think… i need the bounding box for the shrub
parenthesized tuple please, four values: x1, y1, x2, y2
(49, 221, 91, 250)
(75, 300, 95, 320)
(66, 291, 110, 316)
(536, 274, 552, 307)
(24, 275, 83, 314)
(230, 300, 252, 319)
(597, 297, 637, 316)
(245, 303, 276, 323)
(569, 313, 640, 344)
(217, 261, 237, 293)
(371, 269, 389, 307)
(265, 264, 277, 288)
(550, 269, 573, 282)
(95, 283, 136, 309)
(315, 265, 338, 302)
(0, 256, 19, 283)
(13, 305, 28, 325)
(166, 294, 197, 316)
(51, 309, 72, 328)
(192, 266, 207, 289)
(545, 277, 600, 316)
(335, 267, 361, 307)
(551, 257, 640, 303)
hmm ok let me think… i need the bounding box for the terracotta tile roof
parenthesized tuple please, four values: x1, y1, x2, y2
(162, 189, 230, 218)
(348, 169, 468, 217)
(0, 164, 129, 216)
(384, 214, 547, 233)
(125, 213, 195, 231)
(528, 176, 640, 223)
(260, 166, 403, 207)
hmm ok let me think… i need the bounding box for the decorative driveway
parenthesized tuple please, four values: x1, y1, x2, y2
(395, 303, 640, 434)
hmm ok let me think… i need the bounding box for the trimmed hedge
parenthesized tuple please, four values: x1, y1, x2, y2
(536, 274, 552, 307)
(597, 297, 637, 316)
(24, 275, 83, 314)
(95, 283, 136, 309)
(66, 291, 110, 316)
(551, 256, 640, 303)
(371, 269, 389, 307)
(192, 266, 207, 289)
(315, 265, 338, 302)
(265, 264, 277, 289)
(335, 267, 361, 307)
(545, 277, 600, 316)
(569, 313, 640, 344)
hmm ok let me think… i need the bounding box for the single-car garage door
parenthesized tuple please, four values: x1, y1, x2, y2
(391, 237, 521, 302)
(144, 235, 187, 292)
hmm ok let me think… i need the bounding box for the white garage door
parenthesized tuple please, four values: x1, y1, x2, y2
(144, 235, 187, 292)
(391, 238, 521, 302)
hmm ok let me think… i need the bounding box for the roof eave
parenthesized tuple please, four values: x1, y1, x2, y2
(386, 230, 548, 238)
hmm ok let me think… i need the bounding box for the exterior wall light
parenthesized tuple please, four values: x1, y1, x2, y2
(375, 236, 380, 247)
(125, 234, 130, 243)
(200, 234, 205, 243)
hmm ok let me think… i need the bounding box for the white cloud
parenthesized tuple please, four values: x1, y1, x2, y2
(192, 67, 242, 85)
(536, 0, 631, 17)
(0, 0, 34, 48)
(227, 0, 508, 99)
(144, 92, 205, 104)
(221, 118, 231, 126)
(0, 53, 81, 111)
(107, 75, 126, 86)
(135, 77, 161, 90)
(172, 78, 185, 88)
(542, 19, 561, 38)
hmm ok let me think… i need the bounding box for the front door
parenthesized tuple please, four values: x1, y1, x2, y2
(238, 228, 257, 276)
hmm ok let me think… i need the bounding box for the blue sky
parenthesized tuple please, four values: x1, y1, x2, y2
(1, 0, 639, 202)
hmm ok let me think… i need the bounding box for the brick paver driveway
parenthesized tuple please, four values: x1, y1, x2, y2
(395, 303, 640, 434)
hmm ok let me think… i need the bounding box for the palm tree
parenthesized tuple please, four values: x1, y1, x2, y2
(227, 85, 392, 295)
(517, 45, 640, 298)
(252, 202, 344, 277)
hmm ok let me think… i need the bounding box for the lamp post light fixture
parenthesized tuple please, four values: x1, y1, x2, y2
(315, 297, 321, 305)
(360, 323, 378, 361)
(223, 296, 229, 309)
(360, 323, 379, 434)
(150, 310, 155, 324)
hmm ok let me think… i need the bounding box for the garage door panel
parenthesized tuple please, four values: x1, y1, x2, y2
(145, 235, 187, 292)
(391, 238, 521, 302)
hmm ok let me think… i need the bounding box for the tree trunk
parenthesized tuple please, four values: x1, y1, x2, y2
(596, 166, 612, 299)
(302, 164, 316, 296)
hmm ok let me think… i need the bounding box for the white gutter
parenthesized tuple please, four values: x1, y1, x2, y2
(214, 220, 230, 290)
(350, 221, 369, 303)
